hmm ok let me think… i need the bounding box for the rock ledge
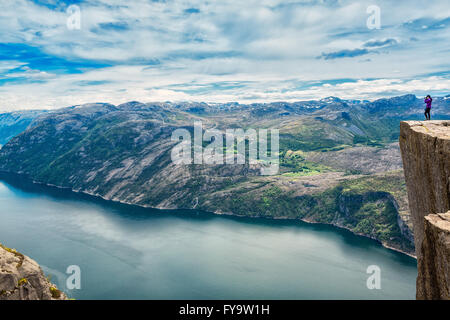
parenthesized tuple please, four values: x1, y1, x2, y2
(0, 243, 67, 300)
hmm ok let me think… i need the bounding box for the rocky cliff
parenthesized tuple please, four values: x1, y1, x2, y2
(420, 212, 450, 299)
(399, 120, 450, 299)
(0, 243, 67, 300)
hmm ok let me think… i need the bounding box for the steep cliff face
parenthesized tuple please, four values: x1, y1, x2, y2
(0, 243, 67, 300)
(420, 212, 450, 299)
(399, 120, 450, 299)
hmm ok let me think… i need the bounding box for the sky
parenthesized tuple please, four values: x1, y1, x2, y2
(0, 0, 449, 111)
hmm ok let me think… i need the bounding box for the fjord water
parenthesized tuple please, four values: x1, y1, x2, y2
(0, 176, 417, 299)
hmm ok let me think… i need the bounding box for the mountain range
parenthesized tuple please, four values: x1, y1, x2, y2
(0, 94, 449, 255)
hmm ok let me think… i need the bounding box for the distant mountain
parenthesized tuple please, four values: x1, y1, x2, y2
(0, 110, 47, 146)
(1, 94, 448, 255)
(163, 94, 450, 126)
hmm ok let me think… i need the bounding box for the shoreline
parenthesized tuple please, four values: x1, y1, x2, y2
(212, 210, 417, 259)
(0, 171, 417, 259)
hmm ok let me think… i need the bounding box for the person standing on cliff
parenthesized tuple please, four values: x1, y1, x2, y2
(424, 95, 432, 120)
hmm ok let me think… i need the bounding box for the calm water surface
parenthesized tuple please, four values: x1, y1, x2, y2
(0, 176, 417, 299)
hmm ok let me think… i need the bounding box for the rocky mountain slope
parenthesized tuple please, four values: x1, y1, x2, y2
(0, 110, 46, 146)
(1, 95, 448, 255)
(0, 242, 67, 300)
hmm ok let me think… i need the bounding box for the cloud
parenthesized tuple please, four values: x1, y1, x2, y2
(402, 17, 450, 32)
(92, 21, 130, 33)
(318, 37, 399, 60)
(0, 0, 449, 110)
(184, 8, 200, 14)
(318, 48, 370, 60)
(363, 38, 398, 48)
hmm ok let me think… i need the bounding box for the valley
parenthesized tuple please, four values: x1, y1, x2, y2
(0, 94, 449, 256)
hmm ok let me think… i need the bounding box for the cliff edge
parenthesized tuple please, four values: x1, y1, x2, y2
(0, 243, 67, 300)
(399, 120, 450, 299)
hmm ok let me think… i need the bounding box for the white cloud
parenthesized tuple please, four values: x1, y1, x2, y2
(0, 0, 449, 110)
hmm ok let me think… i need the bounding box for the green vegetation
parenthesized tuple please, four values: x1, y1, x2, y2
(203, 172, 413, 254)
(280, 133, 344, 152)
(280, 150, 331, 176)
(353, 135, 384, 147)
(277, 115, 398, 153)
(0, 99, 422, 255)
(50, 287, 62, 299)
(339, 171, 407, 204)
(0, 243, 25, 269)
